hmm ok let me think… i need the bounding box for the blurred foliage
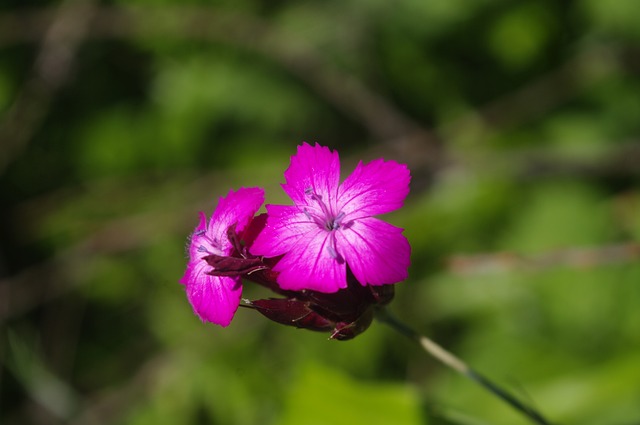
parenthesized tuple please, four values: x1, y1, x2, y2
(1, 0, 639, 424)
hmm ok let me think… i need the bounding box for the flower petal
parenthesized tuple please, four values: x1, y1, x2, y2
(270, 227, 347, 293)
(250, 204, 347, 292)
(281, 142, 341, 209)
(336, 217, 410, 286)
(180, 260, 242, 327)
(187, 212, 210, 259)
(338, 159, 410, 219)
(181, 187, 264, 326)
(209, 187, 265, 253)
(250, 204, 319, 256)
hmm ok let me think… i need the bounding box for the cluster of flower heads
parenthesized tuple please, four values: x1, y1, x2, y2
(180, 143, 411, 340)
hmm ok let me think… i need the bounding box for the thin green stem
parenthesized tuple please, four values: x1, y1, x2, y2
(375, 308, 552, 425)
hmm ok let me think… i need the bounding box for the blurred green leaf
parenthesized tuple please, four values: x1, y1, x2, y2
(487, 3, 556, 70)
(499, 181, 613, 253)
(279, 362, 425, 425)
(581, 0, 640, 39)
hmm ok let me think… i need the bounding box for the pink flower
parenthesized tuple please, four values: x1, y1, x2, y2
(180, 187, 264, 326)
(250, 143, 411, 293)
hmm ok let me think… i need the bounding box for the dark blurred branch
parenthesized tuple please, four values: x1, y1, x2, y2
(0, 209, 174, 322)
(68, 354, 168, 425)
(448, 242, 640, 276)
(0, 7, 632, 180)
(0, 5, 443, 173)
(0, 0, 96, 174)
(440, 45, 620, 140)
(0, 170, 269, 322)
(454, 140, 640, 184)
(517, 141, 640, 180)
(2, 6, 418, 140)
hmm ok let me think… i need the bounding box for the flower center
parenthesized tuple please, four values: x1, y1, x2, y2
(194, 229, 223, 256)
(325, 211, 345, 231)
(303, 188, 347, 263)
(304, 187, 345, 232)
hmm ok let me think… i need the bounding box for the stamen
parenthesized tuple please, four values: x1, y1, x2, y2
(326, 233, 345, 263)
(327, 244, 338, 259)
(305, 187, 348, 232)
(195, 235, 222, 255)
(305, 188, 332, 216)
(332, 211, 345, 229)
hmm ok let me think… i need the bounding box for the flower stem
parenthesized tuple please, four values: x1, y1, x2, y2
(375, 308, 552, 425)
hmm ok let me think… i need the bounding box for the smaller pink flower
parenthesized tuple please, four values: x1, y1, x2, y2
(181, 187, 264, 327)
(250, 142, 411, 293)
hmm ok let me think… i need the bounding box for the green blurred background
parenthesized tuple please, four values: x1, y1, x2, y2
(1, 0, 639, 424)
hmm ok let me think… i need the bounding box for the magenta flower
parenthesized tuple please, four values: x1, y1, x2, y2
(180, 187, 264, 327)
(250, 143, 411, 293)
